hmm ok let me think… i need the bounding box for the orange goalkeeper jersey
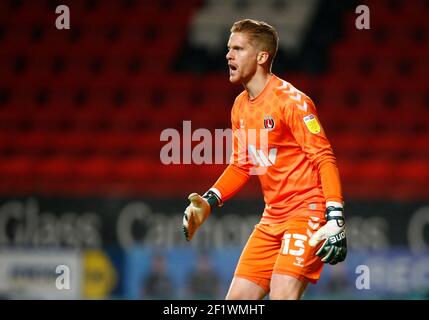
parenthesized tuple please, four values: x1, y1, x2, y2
(212, 74, 343, 224)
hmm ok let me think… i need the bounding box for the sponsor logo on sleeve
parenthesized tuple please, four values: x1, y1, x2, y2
(303, 114, 321, 134)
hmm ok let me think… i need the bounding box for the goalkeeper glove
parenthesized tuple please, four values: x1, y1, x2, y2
(182, 190, 222, 241)
(309, 202, 347, 265)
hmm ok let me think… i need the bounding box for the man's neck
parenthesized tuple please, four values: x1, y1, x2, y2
(244, 71, 272, 99)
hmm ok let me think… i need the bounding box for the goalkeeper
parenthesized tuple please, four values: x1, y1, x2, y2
(182, 19, 347, 300)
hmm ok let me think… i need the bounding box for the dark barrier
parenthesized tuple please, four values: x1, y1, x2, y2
(0, 197, 428, 252)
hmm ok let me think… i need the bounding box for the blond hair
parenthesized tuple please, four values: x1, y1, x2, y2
(231, 19, 279, 69)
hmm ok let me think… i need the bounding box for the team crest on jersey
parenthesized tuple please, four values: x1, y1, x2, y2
(303, 114, 321, 134)
(263, 116, 275, 131)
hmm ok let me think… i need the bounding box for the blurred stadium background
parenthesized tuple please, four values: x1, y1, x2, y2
(0, 0, 428, 299)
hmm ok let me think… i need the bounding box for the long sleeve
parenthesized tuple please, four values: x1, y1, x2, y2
(211, 163, 250, 201)
(285, 96, 344, 204)
(211, 98, 251, 201)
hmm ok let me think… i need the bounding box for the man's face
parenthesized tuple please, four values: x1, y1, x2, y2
(226, 32, 259, 84)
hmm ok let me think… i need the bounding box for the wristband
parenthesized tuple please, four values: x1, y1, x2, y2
(202, 190, 223, 210)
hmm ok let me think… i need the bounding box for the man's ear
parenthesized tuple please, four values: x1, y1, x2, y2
(257, 51, 269, 65)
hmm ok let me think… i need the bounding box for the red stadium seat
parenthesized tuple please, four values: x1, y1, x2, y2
(0, 0, 427, 200)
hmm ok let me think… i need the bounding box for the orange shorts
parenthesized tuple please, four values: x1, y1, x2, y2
(234, 210, 326, 293)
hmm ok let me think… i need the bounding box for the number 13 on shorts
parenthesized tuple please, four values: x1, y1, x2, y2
(274, 227, 324, 283)
(282, 233, 307, 256)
